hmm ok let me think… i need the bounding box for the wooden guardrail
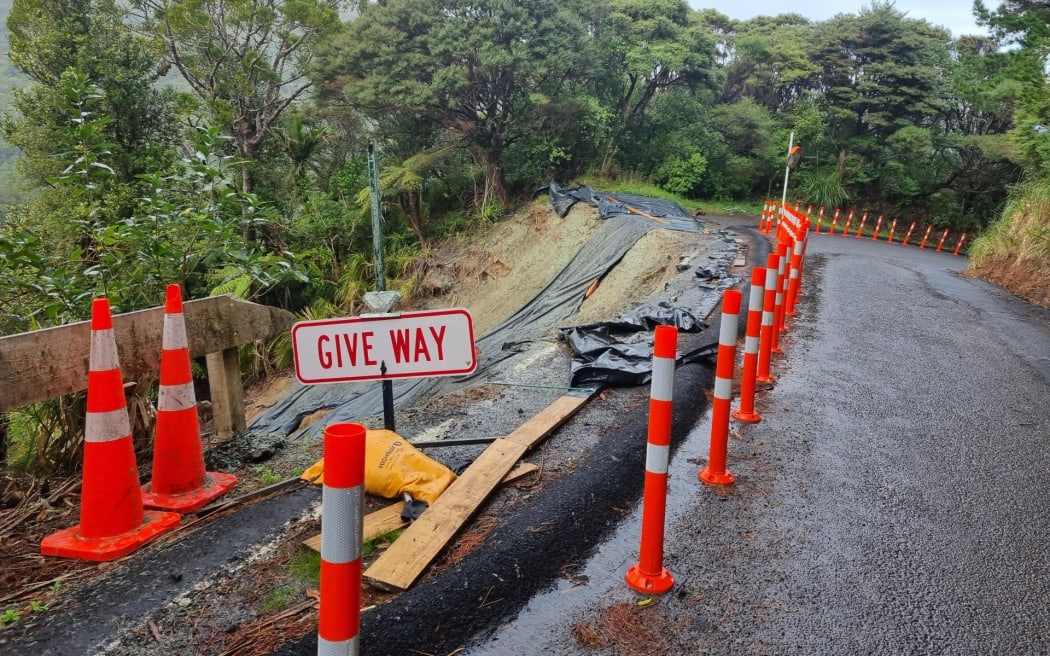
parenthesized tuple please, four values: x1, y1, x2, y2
(0, 295, 295, 439)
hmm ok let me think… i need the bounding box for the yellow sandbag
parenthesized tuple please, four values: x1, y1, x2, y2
(301, 429, 456, 506)
(365, 429, 456, 505)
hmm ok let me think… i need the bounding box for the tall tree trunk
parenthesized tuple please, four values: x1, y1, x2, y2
(479, 150, 506, 213)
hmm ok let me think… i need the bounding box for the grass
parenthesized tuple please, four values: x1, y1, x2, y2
(575, 175, 765, 217)
(970, 179, 1050, 268)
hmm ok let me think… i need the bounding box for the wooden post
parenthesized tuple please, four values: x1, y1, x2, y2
(206, 347, 247, 440)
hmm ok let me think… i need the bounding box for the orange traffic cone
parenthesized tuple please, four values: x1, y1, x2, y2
(41, 299, 180, 561)
(142, 285, 237, 513)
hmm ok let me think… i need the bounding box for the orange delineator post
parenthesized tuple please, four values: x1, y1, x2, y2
(785, 220, 808, 318)
(318, 423, 366, 656)
(142, 284, 237, 513)
(919, 225, 934, 249)
(732, 268, 766, 424)
(901, 221, 917, 246)
(758, 202, 768, 232)
(625, 325, 678, 595)
(853, 212, 865, 238)
(936, 228, 950, 252)
(843, 210, 854, 237)
(700, 290, 741, 487)
(953, 232, 967, 256)
(871, 215, 883, 240)
(886, 217, 898, 243)
(830, 208, 841, 235)
(756, 253, 779, 385)
(41, 299, 180, 561)
(773, 242, 790, 348)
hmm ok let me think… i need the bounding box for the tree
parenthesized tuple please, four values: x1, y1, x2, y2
(132, 0, 342, 193)
(315, 0, 586, 210)
(5, 0, 178, 186)
(976, 0, 1050, 177)
(582, 0, 717, 176)
(718, 13, 817, 112)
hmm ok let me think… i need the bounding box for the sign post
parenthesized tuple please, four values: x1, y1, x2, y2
(779, 132, 798, 228)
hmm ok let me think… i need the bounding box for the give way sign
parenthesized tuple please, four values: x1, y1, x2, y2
(291, 308, 477, 384)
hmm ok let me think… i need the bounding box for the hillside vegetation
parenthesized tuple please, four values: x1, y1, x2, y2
(1, 0, 1050, 472)
(969, 181, 1050, 307)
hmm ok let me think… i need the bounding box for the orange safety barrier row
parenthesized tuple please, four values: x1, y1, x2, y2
(787, 205, 970, 256)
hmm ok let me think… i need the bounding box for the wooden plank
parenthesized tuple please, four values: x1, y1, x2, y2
(301, 463, 539, 554)
(0, 295, 294, 412)
(364, 439, 529, 591)
(304, 502, 408, 552)
(363, 396, 591, 591)
(504, 393, 593, 450)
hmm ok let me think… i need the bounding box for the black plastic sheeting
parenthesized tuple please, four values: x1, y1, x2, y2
(544, 180, 702, 232)
(248, 205, 704, 440)
(559, 302, 707, 387)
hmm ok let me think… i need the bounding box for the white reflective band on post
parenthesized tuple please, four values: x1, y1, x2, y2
(790, 269, 799, 280)
(794, 241, 804, 255)
(159, 381, 196, 411)
(317, 635, 353, 656)
(744, 335, 759, 354)
(90, 329, 120, 371)
(714, 376, 732, 400)
(85, 408, 132, 443)
(163, 315, 189, 350)
(645, 443, 670, 475)
(749, 285, 764, 309)
(761, 310, 774, 326)
(718, 315, 738, 346)
(321, 485, 363, 564)
(650, 358, 674, 402)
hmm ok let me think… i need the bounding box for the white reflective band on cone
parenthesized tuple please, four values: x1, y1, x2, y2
(158, 381, 196, 411)
(90, 330, 120, 370)
(85, 408, 132, 443)
(163, 315, 189, 350)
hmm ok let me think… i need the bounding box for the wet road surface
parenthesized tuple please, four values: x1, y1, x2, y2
(469, 231, 1050, 654)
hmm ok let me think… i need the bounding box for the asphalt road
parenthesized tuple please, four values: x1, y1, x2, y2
(468, 230, 1050, 654)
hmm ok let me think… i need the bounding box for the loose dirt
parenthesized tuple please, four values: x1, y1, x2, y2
(969, 256, 1050, 308)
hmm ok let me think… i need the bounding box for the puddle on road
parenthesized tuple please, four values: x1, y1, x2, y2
(464, 387, 718, 654)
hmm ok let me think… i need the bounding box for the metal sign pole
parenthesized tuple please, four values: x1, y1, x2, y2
(367, 142, 386, 292)
(367, 142, 393, 428)
(779, 131, 795, 226)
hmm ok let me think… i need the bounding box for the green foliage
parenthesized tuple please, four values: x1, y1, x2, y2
(657, 152, 708, 197)
(800, 169, 849, 210)
(969, 179, 1050, 267)
(0, 607, 21, 627)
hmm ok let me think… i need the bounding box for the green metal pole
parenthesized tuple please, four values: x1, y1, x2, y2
(368, 142, 386, 292)
(367, 142, 394, 430)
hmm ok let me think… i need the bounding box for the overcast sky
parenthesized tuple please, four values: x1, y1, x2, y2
(690, 1, 996, 38)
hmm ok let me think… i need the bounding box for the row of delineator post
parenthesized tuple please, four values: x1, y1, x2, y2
(625, 202, 812, 596)
(759, 201, 969, 256)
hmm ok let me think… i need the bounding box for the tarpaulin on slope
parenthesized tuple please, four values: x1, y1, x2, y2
(559, 302, 707, 388)
(545, 181, 702, 233)
(249, 213, 677, 439)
